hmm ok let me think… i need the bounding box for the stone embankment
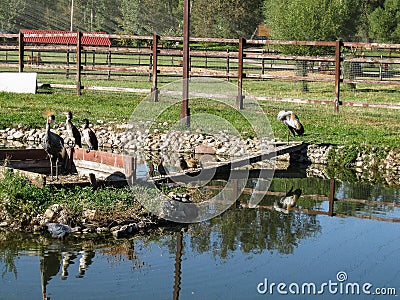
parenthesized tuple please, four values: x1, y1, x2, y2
(1, 121, 399, 183)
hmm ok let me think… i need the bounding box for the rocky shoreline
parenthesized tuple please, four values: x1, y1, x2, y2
(1, 121, 399, 175)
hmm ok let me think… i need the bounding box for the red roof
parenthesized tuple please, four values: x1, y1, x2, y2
(20, 30, 111, 46)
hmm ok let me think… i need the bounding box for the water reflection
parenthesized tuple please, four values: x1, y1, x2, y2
(1, 173, 400, 299)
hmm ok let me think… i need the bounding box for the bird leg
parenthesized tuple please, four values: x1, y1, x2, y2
(287, 128, 290, 145)
(55, 157, 59, 180)
(50, 158, 54, 180)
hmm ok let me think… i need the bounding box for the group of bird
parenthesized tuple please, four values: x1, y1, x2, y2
(155, 110, 303, 178)
(155, 153, 200, 178)
(42, 111, 99, 180)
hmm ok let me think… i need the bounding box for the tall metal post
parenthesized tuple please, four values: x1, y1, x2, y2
(151, 34, 159, 102)
(334, 40, 342, 113)
(18, 31, 24, 73)
(237, 37, 245, 110)
(76, 31, 82, 96)
(181, 0, 190, 126)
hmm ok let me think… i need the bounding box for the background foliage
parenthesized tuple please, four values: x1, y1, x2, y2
(0, 0, 395, 42)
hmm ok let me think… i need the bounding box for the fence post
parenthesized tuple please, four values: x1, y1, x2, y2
(107, 47, 111, 79)
(237, 37, 245, 110)
(334, 40, 343, 113)
(76, 31, 82, 96)
(66, 49, 70, 79)
(181, 0, 190, 126)
(151, 34, 159, 102)
(18, 31, 24, 73)
(226, 48, 230, 81)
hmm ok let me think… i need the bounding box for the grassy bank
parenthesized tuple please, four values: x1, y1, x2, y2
(0, 170, 157, 230)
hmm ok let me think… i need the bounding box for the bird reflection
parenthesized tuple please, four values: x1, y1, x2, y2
(40, 245, 95, 299)
(274, 187, 302, 214)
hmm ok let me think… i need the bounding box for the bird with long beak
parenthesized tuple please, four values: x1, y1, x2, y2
(42, 114, 66, 180)
(277, 110, 304, 144)
(82, 118, 98, 152)
(65, 111, 82, 148)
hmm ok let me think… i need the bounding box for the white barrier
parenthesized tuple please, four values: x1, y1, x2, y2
(0, 72, 37, 94)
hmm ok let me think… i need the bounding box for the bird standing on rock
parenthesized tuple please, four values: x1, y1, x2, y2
(42, 114, 66, 180)
(82, 118, 98, 152)
(277, 110, 304, 143)
(65, 111, 82, 148)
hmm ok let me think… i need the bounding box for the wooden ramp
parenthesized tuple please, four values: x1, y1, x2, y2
(155, 142, 305, 183)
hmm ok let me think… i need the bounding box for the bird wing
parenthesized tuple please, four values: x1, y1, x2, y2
(89, 129, 98, 150)
(72, 126, 82, 147)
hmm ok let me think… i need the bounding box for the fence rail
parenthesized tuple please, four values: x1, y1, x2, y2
(2, 32, 400, 111)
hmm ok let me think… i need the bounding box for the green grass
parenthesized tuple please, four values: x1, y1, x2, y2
(0, 59, 399, 147)
(0, 170, 150, 228)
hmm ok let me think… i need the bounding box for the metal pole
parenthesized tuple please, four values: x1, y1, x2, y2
(18, 31, 24, 73)
(334, 40, 342, 113)
(181, 0, 190, 126)
(237, 37, 245, 110)
(152, 34, 159, 102)
(70, 0, 74, 31)
(76, 31, 82, 96)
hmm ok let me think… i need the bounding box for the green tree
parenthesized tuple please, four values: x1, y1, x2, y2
(369, 0, 400, 42)
(120, 0, 183, 36)
(264, 0, 361, 53)
(358, 0, 385, 40)
(192, 0, 263, 38)
(0, 0, 26, 33)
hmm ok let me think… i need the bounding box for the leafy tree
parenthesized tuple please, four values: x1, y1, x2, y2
(369, 0, 400, 42)
(358, 0, 385, 40)
(120, 0, 183, 36)
(192, 0, 263, 38)
(0, 0, 26, 33)
(263, 0, 361, 54)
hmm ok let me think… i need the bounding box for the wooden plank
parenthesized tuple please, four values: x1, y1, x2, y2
(161, 142, 305, 183)
(73, 160, 124, 174)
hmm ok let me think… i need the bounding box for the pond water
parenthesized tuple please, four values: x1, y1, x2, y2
(1, 174, 400, 300)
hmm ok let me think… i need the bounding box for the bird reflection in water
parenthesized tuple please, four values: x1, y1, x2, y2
(273, 187, 302, 214)
(40, 245, 95, 300)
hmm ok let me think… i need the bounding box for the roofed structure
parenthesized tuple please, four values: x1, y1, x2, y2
(20, 29, 111, 46)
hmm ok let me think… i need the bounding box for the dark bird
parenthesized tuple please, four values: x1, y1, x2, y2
(179, 155, 189, 171)
(157, 158, 168, 177)
(277, 110, 304, 143)
(42, 114, 66, 180)
(65, 111, 82, 148)
(46, 223, 79, 239)
(82, 118, 98, 152)
(273, 187, 302, 214)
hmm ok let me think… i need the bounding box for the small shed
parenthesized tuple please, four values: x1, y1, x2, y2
(20, 29, 111, 46)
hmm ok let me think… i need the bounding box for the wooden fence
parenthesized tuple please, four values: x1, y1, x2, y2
(2, 32, 400, 112)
